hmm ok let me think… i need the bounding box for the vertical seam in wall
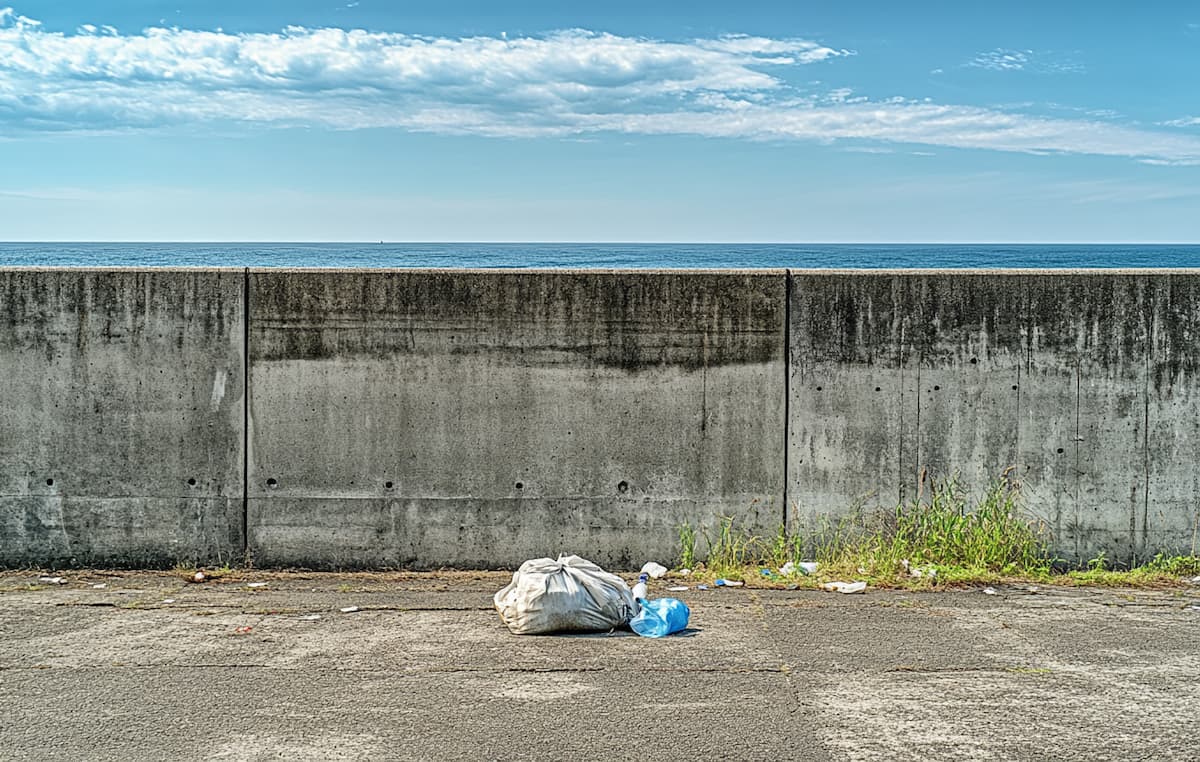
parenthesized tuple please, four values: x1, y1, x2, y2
(896, 278, 906, 506)
(242, 267, 250, 561)
(1014, 280, 1024, 488)
(913, 279, 922, 501)
(782, 270, 791, 532)
(1142, 286, 1152, 564)
(1080, 357, 1089, 561)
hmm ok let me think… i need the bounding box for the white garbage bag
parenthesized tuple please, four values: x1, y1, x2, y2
(494, 555, 637, 635)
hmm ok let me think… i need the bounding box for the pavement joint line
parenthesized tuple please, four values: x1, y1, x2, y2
(0, 664, 792, 674)
(50, 602, 496, 612)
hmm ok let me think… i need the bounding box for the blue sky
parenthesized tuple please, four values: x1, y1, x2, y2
(1, 1, 1198, 242)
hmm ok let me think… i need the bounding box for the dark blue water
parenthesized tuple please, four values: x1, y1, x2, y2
(1, 243, 1198, 268)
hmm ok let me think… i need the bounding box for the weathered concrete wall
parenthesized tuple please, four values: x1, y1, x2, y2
(789, 271, 1200, 564)
(0, 270, 245, 566)
(2, 268, 1197, 569)
(247, 270, 786, 569)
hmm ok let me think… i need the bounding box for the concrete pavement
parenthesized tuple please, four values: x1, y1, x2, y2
(1, 571, 1197, 760)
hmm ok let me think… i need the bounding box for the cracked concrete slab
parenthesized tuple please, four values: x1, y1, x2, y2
(2, 572, 1198, 761)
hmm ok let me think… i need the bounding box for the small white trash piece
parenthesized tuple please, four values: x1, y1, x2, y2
(821, 581, 867, 594)
(781, 561, 819, 576)
(667, 586, 689, 592)
(299, 614, 321, 621)
(246, 582, 268, 588)
(39, 576, 65, 585)
(161, 599, 175, 604)
(91, 583, 107, 589)
(339, 606, 360, 613)
(640, 562, 669, 579)
(983, 587, 998, 596)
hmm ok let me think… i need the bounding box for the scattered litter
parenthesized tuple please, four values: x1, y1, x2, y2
(666, 586, 689, 592)
(1027, 586, 1040, 593)
(714, 579, 744, 587)
(678, 568, 691, 577)
(38, 576, 65, 585)
(760, 568, 773, 577)
(781, 561, 818, 575)
(640, 562, 669, 579)
(190, 571, 206, 583)
(1189, 576, 1200, 585)
(339, 606, 360, 613)
(983, 587, 998, 596)
(1186, 605, 1200, 612)
(821, 581, 867, 594)
(246, 582, 268, 588)
(785, 584, 799, 590)
(495, 555, 636, 635)
(91, 583, 107, 590)
(631, 573, 649, 601)
(630, 597, 690, 638)
(234, 626, 253, 634)
(161, 599, 175, 604)
(696, 584, 709, 590)
(298, 614, 321, 621)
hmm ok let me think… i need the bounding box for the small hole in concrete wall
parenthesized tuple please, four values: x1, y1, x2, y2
(266, 478, 278, 488)
(816, 386, 823, 391)
(187, 478, 196, 486)
(1012, 385, 1019, 391)
(514, 482, 523, 490)
(875, 386, 881, 392)
(385, 481, 394, 489)
(1056, 448, 1064, 454)
(970, 357, 978, 365)
(45, 478, 54, 487)
(933, 385, 941, 391)
(617, 480, 629, 493)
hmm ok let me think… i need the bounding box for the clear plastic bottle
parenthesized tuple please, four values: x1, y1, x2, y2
(631, 572, 649, 601)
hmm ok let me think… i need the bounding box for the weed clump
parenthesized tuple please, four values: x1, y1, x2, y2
(678, 476, 1053, 586)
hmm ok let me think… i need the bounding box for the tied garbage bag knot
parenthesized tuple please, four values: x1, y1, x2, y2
(630, 597, 690, 638)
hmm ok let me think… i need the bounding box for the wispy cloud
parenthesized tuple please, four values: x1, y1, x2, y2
(966, 48, 1085, 74)
(1, 10, 1198, 164)
(1161, 116, 1200, 127)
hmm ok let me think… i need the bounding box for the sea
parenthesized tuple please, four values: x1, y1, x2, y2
(1, 243, 1198, 269)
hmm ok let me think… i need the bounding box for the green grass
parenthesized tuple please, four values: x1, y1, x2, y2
(702, 516, 755, 579)
(1063, 552, 1200, 587)
(675, 476, 1200, 589)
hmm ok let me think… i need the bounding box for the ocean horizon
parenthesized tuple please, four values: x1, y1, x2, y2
(2, 242, 1199, 269)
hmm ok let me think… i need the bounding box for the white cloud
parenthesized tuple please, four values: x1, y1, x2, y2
(966, 48, 1085, 74)
(968, 48, 1032, 71)
(1161, 116, 1200, 127)
(1, 10, 1198, 164)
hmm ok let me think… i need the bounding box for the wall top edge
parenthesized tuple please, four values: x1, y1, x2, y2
(3, 266, 1200, 276)
(0, 266, 248, 273)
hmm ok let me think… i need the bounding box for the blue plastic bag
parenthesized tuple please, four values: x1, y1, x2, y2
(630, 597, 690, 638)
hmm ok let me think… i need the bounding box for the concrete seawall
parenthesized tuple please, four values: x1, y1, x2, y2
(2, 268, 1197, 568)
